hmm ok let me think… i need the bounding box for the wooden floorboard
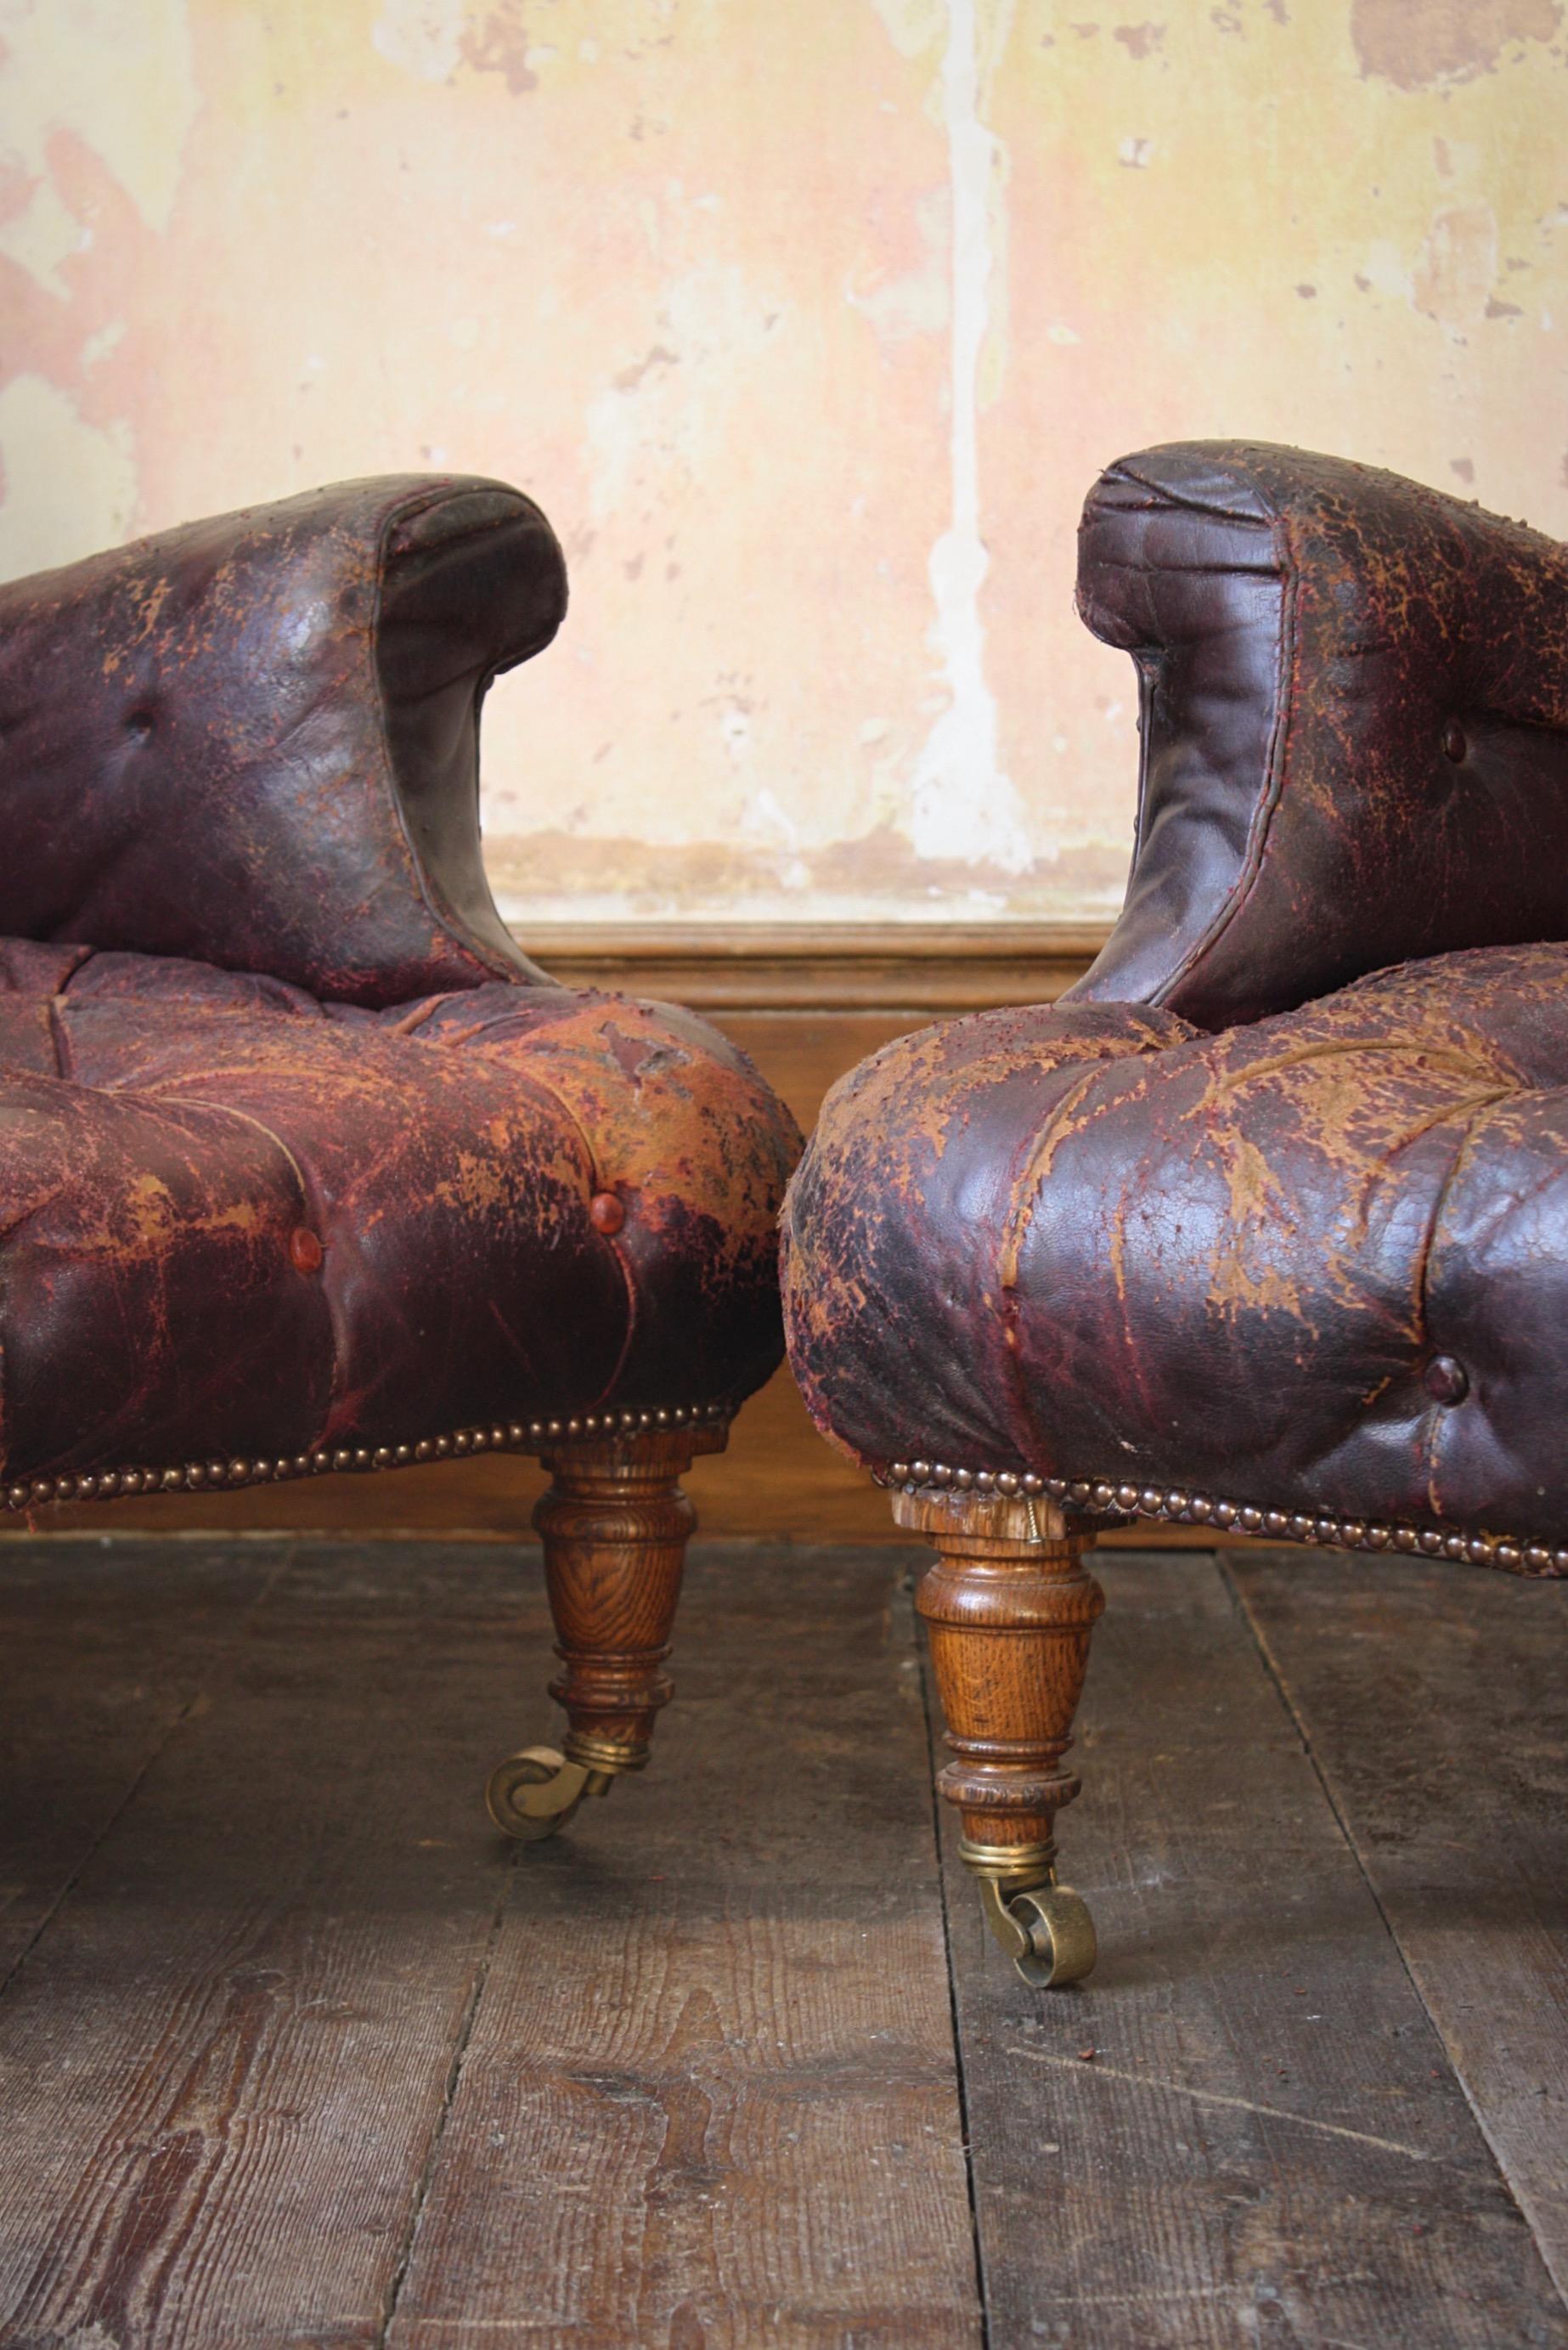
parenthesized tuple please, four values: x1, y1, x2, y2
(0, 1541, 543, 2348)
(0, 1539, 978, 2350)
(933, 1548, 1568, 2350)
(383, 1545, 979, 2350)
(1228, 1549, 1568, 2306)
(0, 1540, 285, 1987)
(3, 1536, 1564, 2348)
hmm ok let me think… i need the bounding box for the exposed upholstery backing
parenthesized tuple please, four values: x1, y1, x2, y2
(781, 941, 1568, 1554)
(1071, 443, 1568, 1029)
(0, 477, 563, 1008)
(0, 941, 798, 1480)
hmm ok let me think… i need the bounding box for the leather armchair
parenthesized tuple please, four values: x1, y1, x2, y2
(781, 443, 1568, 1986)
(0, 474, 801, 1839)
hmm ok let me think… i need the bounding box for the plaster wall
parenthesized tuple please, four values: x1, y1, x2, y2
(1, 0, 1564, 926)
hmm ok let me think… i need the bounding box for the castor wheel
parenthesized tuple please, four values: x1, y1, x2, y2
(979, 1874, 1097, 1988)
(486, 1744, 607, 1841)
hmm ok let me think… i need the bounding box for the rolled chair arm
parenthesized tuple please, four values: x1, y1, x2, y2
(1069, 441, 1568, 1029)
(0, 474, 567, 1006)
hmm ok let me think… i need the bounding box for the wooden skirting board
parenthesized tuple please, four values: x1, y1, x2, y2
(525, 919, 1108, 1012)
(17, 920, 1220, 1550)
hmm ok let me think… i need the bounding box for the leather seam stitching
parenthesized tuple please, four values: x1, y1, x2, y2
(1103, 457, 1276, 529)
(366, 487, 551, 988)
(1149, 493, 1298, 1010)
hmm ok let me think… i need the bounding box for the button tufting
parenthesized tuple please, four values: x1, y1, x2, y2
(589, 1190, 625, 1234)
(1424, 1353, 1469, 1405)
(288, 1226, 324, 1274)
(1441, 719, 1467, 762)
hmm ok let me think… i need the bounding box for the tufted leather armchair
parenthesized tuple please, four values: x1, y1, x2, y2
(0, 474, 800, 1839)
(782, 443, 1568, 1986)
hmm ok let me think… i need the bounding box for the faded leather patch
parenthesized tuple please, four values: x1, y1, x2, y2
(0, 948, 800, 1477)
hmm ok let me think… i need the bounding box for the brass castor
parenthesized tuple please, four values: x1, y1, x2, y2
(485, 1744, 614, 1842)
(977, 1867, 1097, 1988)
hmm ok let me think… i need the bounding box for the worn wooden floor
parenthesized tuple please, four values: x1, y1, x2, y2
(0, 1538, 1562, 2349)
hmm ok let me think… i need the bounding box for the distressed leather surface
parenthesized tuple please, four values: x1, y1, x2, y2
(0, 941, 798, 1478)
(783, 445, 1568, 1557)
(1071, 443, 1568, 1029)
(781, 943, 1568, 1547)
(0, 477, 561, 1008)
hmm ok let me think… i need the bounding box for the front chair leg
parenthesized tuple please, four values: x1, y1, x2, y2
(488, 1422, 724, 1841)
(894, 1481, 1104, 1987)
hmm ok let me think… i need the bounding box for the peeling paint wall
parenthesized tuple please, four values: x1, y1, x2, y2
(1, 0, 1564, 927)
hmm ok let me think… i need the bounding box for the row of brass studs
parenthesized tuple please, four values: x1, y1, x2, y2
(880, 1459, 1565, 1579)
(3, 1402, 731, 1513)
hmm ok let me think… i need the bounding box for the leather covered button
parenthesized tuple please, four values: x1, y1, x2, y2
(589, 1190, 625, 1235)
(1441, 719, 1467, 762)
(1424, 1353, 1469, 1405)
(288, 1226, 324, 1274)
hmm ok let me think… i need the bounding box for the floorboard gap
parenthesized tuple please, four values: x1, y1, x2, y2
(1218, 1551, 1546, 2220)
(375, 1845, 519, 2347)
(1221, 1548, 1568, 2313)
(911, 1560, 991, 2350)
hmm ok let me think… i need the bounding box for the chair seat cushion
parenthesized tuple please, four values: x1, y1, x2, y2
(781, 943, 1568, 1556)
(0, 941, 798, 1481)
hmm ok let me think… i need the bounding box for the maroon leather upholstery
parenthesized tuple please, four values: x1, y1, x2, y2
(781, 447, 1568, 1573)
(0, 477, 561, 1006)
(0, 945, 793, 1482)
(1073, 443, 1568, 1028)
(0, 482, 799, 1494)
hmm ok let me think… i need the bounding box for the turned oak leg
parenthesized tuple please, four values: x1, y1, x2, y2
(487, 1424, 722, 1840)
(894, 1483, 1104, 1986)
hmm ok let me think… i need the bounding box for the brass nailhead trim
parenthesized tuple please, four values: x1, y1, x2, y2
(4, 1403, 731, 1515)
(879, 1460, 1565, 1579)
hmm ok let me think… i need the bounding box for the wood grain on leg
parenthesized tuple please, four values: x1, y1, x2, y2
(894, 1483, 1103, 1986)
(537, 1428, 712, 1773)
(488, 1426, 723, 1841)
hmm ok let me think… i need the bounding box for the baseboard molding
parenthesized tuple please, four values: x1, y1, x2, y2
(519, 920, 1108, 1012)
